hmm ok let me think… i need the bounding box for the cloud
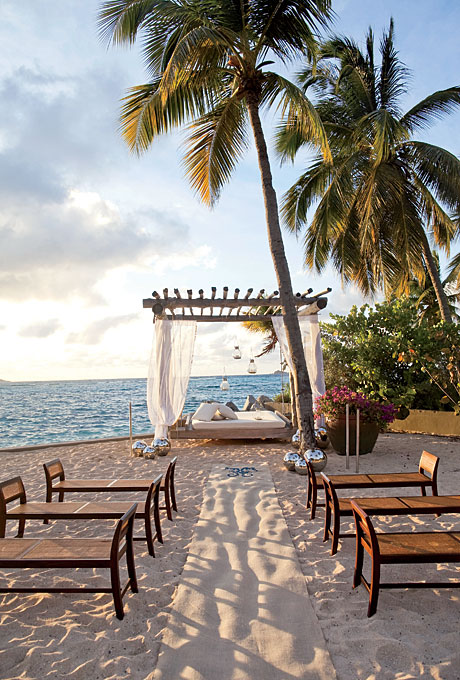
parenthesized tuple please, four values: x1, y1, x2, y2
(19, 319, 61, 338)
(66, 313, 140, 345)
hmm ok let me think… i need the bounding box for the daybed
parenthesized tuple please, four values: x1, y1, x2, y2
(177, 407, 295, 440)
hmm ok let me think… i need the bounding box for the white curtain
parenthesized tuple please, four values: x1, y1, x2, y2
(147, 319, 197, 439)
(272, 315, 326, 405)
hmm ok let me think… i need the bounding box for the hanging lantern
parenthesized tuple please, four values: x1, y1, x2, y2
(247, 358, 257, 374)
(220, 376, 230, 391)
(232, 344, 242, 360)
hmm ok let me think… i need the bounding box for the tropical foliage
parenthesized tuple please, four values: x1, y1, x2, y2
(279, 20, 460, 322)
(98, 0, 334, 449)
(321, 298, 460, 412)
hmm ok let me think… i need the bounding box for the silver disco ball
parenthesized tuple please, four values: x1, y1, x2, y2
(305, 447, 327, 473)
(315, 427, 330, 449)
(295, 458, 309, 475)
(143, 446, 156, 460)
(152, 438, 171, 457)
(132, 440, 148, 457)
(291, 429, 301, 449)
(283, 451, 301, 471)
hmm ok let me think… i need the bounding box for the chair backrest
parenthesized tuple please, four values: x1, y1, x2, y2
(111, 503, 137, 561)
(165, 456, 177, 487)
(143, 475, 163, 514)
(419, 451, 439, 481)
(306, 459, 318, 496)
(350, 500, 379, 557)
(0, 477, 26, 513)
(320, 472, 337, 511)
(43, 459, 65, 488)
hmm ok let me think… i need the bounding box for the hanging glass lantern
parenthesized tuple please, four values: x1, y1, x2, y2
(247, 358, 257, 374)
(232, 344, 242, 360)
(220, 376, 230, 391)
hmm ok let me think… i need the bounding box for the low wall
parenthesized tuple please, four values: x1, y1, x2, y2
(388, 409, 460, 437)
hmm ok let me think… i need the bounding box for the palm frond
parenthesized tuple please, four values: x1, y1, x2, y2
(262, 72, 331, 162)
(400, 87, 460, 132)
(182, 95, 249, 206)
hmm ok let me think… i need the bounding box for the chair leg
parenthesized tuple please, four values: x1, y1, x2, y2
(323, 500, 331, 543)
(110, 559, 124, 620)
(44, 487, 52, 524)
(164, 485, 172, 521)
(0, 516, 5, 539)
(367, 558, 381, 617)
(154, 492, 163, 544)
(330, 509, 340, 556)
(126, 539, 138, 593)
(170, 473, 177, 513)
(144, 513, 155, 557)
(353, 539, 364, 589)
(16, 519, 26, 538)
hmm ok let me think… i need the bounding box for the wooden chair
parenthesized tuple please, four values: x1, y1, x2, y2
(307, 450, 439, 520)
(160, 456, 178, 520)
(0, 501, 138, 619)
(44, 457, 178, 523)
(351, 500, 460, 617)
(1, 475, 162, 556)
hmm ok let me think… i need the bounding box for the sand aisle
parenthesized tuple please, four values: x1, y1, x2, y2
(153, 463, 336, 680)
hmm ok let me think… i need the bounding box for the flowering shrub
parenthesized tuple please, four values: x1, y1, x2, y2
(315, 386, 396, 428)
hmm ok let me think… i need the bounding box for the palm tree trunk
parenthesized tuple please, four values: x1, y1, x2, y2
(246, 92, 315, 450)
(289, 371, 298, 429)
(421, 233, 453, 323)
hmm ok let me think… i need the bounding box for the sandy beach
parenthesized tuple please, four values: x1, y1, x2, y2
(0, 431, 459, 679)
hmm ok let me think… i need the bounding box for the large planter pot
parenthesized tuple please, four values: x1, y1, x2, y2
(326, 416, 380, 455)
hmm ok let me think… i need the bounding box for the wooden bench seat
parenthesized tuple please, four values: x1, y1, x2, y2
(0, 505, 138, 619)
(44, 457, 178, 521)
(351, 501, 460, 617)
(0, 476, 162, 557)
(306, 451, 439, 520)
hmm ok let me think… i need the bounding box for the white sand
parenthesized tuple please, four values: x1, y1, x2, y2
(0, 432, 459, 679)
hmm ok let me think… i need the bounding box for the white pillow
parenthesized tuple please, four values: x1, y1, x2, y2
(217, 404, 238, 420)
(194, 402, 220, 422)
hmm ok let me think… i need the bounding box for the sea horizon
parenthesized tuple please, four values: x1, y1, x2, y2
(0, 374, 288, 449)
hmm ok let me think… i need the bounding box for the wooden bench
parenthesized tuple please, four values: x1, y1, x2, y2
(351, 500, 460, 617)
(0, 502, 138, 619)
(44, 456, 178, 524)
(306, 450, 439, 520)
(0, 475, 162, 557)
(320, 471, 457, 555)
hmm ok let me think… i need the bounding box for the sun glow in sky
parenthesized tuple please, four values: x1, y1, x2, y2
(1, 0, 459, 381)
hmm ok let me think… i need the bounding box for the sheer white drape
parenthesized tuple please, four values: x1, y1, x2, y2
(147, 319, 197, 439)
(271, 315, 326, 406)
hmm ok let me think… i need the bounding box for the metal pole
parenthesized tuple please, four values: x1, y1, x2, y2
(129, 401, 133, 456)
(356, 408, 360, 473)
(345, 404, 350, 470)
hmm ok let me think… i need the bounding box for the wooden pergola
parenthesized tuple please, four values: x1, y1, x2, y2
(143, 286, 330, 321)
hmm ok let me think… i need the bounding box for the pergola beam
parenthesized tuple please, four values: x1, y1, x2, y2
(143, 296, 326, 310)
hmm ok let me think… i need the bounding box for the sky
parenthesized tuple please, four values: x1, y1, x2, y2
(1, 0, 459, 381)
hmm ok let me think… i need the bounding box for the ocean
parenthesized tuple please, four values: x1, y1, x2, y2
(0, 374, 288, 449)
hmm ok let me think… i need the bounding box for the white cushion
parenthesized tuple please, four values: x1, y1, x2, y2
(212, 413, 225, 421)
(194, 402, 219, 422)
(217, 404, 238, 420)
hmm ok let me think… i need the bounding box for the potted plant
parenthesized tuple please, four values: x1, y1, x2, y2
(315, 387, 396, 455)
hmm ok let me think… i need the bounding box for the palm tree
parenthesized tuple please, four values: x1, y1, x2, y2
(98, 0, 333, 449)
(407, 252, 460, 324)
(279, 20, 460, 322)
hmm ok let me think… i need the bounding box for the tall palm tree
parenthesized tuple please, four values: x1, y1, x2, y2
(279, 20, 460, 322)
(98, 0, 333, 448)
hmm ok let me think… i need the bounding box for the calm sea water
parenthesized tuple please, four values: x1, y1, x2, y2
(0, 374, 287, 449)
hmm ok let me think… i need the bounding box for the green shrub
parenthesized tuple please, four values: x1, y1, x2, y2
(321, 298, 460, 412)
